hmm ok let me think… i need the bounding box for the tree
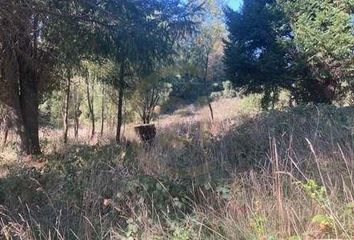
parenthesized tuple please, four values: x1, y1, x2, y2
(194, 15, 226, 120)
(43, 1, 89, 144)
(0, 104, 11, 146)
(224, 0, 354, 107)
(72, 82, 82, 140)
(281, 0, 354, 103)
(83, 64, 96, 139)
(0, 1, 50, 155)
(0, 0, 201, 152)
(100, 84, 106, 137)
(171, 0, 227, 117)
(131, 72, 172, 124)
(224, 0, 296, 108)
(0, 0, 98, 154)
(63, 69, 72, 144)
(96, 0, 201, 143)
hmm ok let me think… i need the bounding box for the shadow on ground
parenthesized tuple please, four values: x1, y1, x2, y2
(1, 105, 354, 238)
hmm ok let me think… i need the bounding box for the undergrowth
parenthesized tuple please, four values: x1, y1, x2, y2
(0, 105, 354, 239)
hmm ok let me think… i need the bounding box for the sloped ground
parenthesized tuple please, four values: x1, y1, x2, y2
(157, 98, 260, 127)
(0, 99, 354, 239)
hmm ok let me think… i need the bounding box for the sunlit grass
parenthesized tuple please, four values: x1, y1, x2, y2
(0, 99, 354, 239)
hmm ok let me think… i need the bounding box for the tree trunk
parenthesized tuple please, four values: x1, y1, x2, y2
(16, 16, 41, 155)
(2, 111, 10, 146)
(204, 49, 214, 121)
(100, 85, 105, 137)
(73, 85, 81, 139)
(74, 112, 79, 139)
(18, 56, 41, 155)
(116, 62, 125, 143)
(8, 106, 29, 154)
(21, 14, 41, 155)
(0, 17, 41, 156)
(63, 70, 71, 144)
(85, 72, 95, 139)
(208, 102, 214, 121)
(142, 110, 147, 125)
(1, 50, 29, 155)
(3, 128, 8, 146)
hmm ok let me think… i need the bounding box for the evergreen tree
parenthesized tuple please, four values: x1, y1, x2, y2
(0, 0, 201, 153)
(96, 0, 201, 142)
(224, 0, 354, 107)
(224, 0, 296, 108)
(281, 0, 354, 103)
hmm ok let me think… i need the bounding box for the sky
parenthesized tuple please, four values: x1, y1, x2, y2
(227, 0, 242, 10)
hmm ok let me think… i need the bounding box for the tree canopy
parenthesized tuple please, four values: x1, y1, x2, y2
(0, 0, 201, 154)
(224, 0, 354, 107)
(0, 0, 353, 155)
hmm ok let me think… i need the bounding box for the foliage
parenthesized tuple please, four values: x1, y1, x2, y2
(130, 78, 172, 124)
(224, 0, 295, 108)
(300, 179, 327, 203)
(282, 0, 354, 84)
(1, 0, 354, 239)
(210, 81, 238, 100)
(166, 0, 227, 107)
(1, 104, 354, 238)
(224, 0, 354, 108)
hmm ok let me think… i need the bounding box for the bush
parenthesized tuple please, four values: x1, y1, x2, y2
(210, 80, 238, 100)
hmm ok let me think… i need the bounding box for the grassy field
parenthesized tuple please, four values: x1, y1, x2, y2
(1, 98, 354, 239)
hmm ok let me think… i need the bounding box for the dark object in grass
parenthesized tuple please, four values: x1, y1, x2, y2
(134, 124, 156, 144)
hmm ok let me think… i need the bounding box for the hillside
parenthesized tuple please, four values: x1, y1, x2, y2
(1, 98, 354, 239)
(0, 0, 353, 239)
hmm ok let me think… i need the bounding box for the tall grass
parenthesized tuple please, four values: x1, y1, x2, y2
(0, 104, 354, 239)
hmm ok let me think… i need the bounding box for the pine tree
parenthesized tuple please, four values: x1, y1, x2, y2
(224, 0, 354, 106)
(281, 0, 354, 103)
(224, 0, 295, 108)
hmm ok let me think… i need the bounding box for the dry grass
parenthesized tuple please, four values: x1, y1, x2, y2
(0, 99, 354, 239)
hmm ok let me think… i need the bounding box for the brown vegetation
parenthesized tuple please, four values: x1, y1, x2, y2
(0, 99, 353, 239)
